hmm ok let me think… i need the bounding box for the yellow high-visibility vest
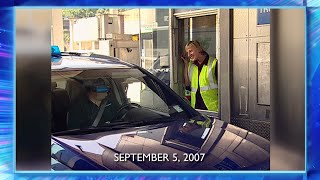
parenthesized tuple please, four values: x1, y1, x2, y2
(188, 56, 218, 112)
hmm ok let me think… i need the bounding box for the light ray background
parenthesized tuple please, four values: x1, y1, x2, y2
(0, 7, 14, 180)
(307, 5, 320, 178)
(0, 0, 319, 179)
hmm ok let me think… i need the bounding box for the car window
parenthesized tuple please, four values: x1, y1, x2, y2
(126, 80, 169, 114)
(51, 68, 194, 133)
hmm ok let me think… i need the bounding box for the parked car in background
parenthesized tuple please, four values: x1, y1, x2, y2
(51, 52, 270, 170)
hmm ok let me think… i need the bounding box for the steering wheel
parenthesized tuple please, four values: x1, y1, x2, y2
(111, 103, 142, 122)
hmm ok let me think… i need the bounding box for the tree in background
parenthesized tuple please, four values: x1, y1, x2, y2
(62, 9, 108, 18)
(62, 8, 131, 18)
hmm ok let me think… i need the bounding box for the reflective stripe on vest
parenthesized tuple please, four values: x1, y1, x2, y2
(188, 57, 218, 111)
(191, 87, 197, 92)
(200, 84, 218, 91)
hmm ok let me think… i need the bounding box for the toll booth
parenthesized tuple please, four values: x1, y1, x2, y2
(169, 9, 271, 140)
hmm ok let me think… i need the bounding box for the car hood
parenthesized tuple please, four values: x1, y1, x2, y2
(51, 117, 270, 170)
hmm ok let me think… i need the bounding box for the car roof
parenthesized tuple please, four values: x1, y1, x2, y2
(51, 53, 135, 71)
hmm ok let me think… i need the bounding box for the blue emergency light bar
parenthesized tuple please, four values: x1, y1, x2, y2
(51, 46, 61, 57)
(51, 46, 62, 63)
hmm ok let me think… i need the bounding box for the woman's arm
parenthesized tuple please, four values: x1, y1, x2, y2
(181, 55, 190, 86)
(184, 63, 190, 86)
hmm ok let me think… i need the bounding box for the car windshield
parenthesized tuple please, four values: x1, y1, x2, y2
(51, 67, 195, 133)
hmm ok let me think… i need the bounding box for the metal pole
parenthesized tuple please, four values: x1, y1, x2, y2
(218, 9, 232, 123)
(138, 8, 142, 67)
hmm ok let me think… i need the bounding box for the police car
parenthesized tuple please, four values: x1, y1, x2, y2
(50, 47, 270, 170)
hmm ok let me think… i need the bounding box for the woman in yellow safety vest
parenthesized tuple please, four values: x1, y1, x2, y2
(181, 40, 218, 112)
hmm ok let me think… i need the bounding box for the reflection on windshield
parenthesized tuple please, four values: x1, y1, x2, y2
(51, 68, 189, 133)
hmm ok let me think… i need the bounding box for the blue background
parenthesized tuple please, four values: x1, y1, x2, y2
(0, 0, 319, 179)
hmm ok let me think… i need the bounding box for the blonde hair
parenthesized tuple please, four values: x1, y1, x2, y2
(185, 40, 205, 53)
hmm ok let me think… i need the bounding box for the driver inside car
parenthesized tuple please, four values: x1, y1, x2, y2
(68, 78, 118, 129)
(86, 78, 120, 127)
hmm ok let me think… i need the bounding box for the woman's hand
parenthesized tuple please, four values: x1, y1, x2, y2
(181, 53, 189, 65)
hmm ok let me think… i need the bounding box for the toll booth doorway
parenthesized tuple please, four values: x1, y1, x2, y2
(176, 14, 219, 117)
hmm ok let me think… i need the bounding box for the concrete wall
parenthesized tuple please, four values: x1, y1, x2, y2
(73, 17, 99, 41)
(51, 9, 64, 51)
(232, 9, 270, 120)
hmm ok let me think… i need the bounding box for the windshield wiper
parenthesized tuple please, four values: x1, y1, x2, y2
(53, 118, 183, 136)
(52, 126, 127, 136)
(105, 118, 180, 129)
